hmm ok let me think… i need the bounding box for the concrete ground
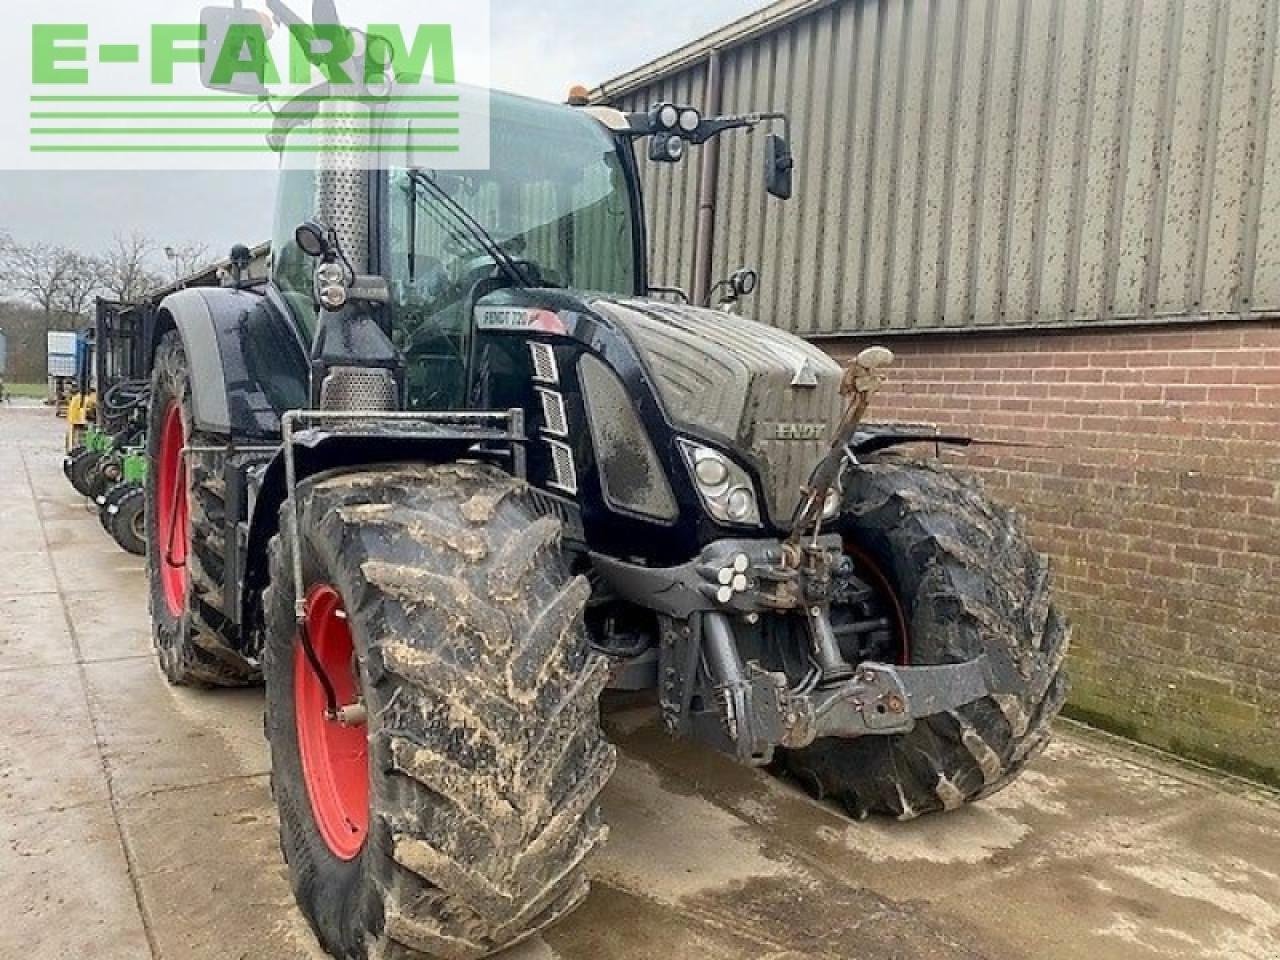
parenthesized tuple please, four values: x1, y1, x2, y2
(2, 402, 1278, 960)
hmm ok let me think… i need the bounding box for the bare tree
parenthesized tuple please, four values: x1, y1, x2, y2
(57, 252, 110, 319)
(163, 242, 213, 283)
(1, 237, 74, 318)
(0, 238, 108, 328)
(104, 232, 164, 303)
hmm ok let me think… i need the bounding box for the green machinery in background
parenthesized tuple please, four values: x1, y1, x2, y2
(63, 299, 157, 556)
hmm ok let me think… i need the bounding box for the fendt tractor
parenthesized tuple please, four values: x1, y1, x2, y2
(141, 6, 1067, 957)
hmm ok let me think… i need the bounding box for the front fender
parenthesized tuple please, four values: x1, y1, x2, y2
(156, 287, 308, 438)
(238, 429, 512, 630)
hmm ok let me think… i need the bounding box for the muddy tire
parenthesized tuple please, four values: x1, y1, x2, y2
(108, 484, 147, 557)
(145, 330, 258, 688)
(784, 458, 1069, 820)
(264, 463, 615, 960)
(67, 447, 102, 497)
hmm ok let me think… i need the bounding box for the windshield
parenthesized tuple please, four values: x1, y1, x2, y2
(387, 94, 639, 409)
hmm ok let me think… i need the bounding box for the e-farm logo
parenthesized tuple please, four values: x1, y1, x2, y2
(3, 1, 491, 171)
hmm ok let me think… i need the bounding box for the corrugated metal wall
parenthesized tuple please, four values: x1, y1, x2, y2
(610, 0, 1280, 336)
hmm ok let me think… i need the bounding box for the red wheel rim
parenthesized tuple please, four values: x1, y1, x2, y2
(156, 402, 189, 617)
(294, 585, 369, 861)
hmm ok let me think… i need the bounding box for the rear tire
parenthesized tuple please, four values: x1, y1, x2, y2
(784, 458, 1069, 820)
(145, 330, 258, 688)
(264, 463, 615, 960)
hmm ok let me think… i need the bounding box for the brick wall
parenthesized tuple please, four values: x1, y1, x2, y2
(827, 321, 1280, 786)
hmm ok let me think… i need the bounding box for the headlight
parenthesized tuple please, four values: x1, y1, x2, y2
(727, 487, 756, 522)
(694, 452, 729, 490)
(680, 441, 761, 526)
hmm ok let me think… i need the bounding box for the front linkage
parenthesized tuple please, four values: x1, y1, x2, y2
(594, 349, 1016, 766)
(596, 534, 1015, 765)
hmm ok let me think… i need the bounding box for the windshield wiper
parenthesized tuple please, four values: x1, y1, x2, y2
(407, 170, 532, 287)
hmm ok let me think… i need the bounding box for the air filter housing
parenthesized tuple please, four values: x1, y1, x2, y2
(319, 366, 398, 411)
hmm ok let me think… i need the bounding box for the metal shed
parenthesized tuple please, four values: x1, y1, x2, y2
(592, 0, 1280, 338)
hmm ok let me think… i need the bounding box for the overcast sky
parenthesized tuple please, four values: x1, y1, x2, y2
(0, 0, 761, 260)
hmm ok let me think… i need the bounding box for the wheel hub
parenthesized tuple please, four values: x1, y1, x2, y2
(294, 584, 369, 861)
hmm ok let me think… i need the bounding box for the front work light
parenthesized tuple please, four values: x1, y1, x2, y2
(649, 102, 680, 131)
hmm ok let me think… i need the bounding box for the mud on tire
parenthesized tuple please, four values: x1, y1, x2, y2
(784, 457, 1069, 820)
(145, 330, 258, 688)
(264, 463, 616, 960)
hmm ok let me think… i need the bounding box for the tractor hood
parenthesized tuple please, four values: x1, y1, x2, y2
(587, 297, 844, 527)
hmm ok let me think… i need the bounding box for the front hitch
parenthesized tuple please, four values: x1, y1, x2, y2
(650, 604, 1012, 766)
(701, 618, 1010, 764)
(784, 658, 1005, 747)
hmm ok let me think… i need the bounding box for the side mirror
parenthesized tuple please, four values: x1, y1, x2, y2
(295, 220, 334, 259)
(199, 6, 272, 96)
(764, 134, 794, 200)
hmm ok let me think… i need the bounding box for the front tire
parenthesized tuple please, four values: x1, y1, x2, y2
(784, 458, 1069, 820)
(264, 463, 615, 960)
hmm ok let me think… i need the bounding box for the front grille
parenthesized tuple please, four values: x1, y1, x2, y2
(529, 342, 559, 384)
(537, 388, 569, 437)
(320, 367, 398, 411)
(546, 439, 578, 495)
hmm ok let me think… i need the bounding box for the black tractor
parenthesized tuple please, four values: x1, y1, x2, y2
(144, 11, 1067, 958)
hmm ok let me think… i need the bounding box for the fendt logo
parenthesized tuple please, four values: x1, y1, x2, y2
(1, 1, 491, 171)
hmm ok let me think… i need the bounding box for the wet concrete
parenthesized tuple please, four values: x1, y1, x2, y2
(1, 403, 1277, 960)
